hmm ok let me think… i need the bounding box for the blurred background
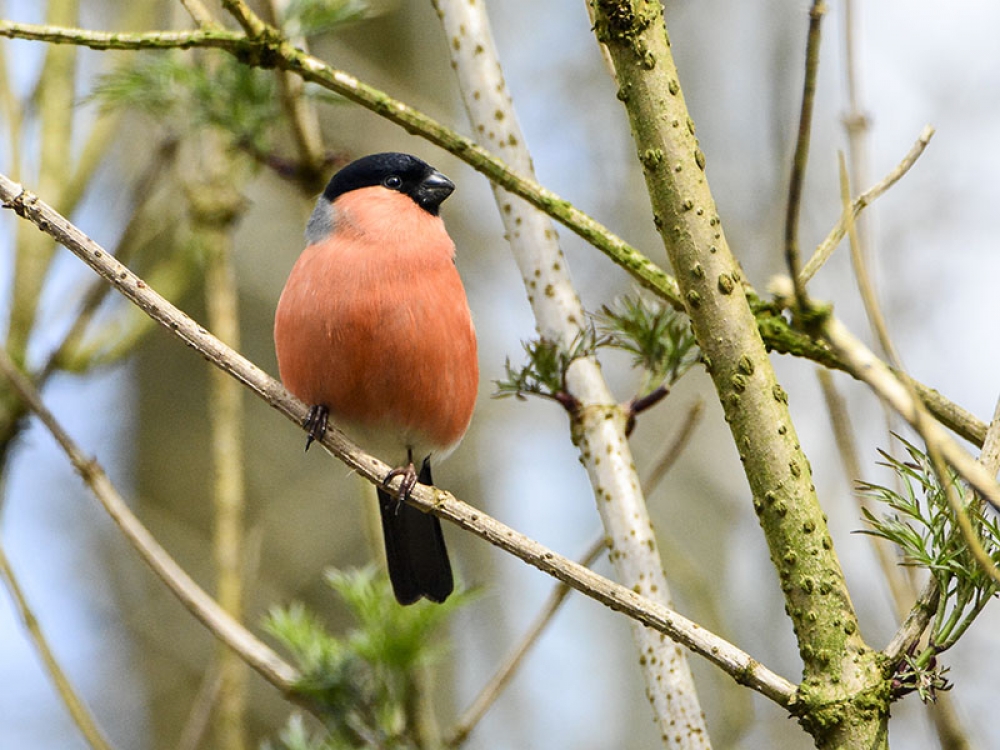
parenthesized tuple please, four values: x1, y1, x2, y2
(2, 0, 999, 748)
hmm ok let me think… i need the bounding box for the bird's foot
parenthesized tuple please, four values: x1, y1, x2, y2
(383, 461, 419, 513)
(303, 405, 329, 451)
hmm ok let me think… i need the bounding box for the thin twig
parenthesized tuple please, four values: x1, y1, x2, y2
(883, 577, 939, 663)
(784, 0, 827, 311)
(0, 172, 797, 708)
(179, 0, 218, 28)
(0, 544, 118, 750)
(446, 396, 705, 745)
(822, 319, 1000, 532)
(801, 126, 935, 283)
(177, 668, 223, 750)
(219, 0, 268, 37)
(0, 18, 985, 457)
(0, 350, 301, 695)
(259, 0, 328, 192)
(837, 153, 897, 361)
(977, 394, 1000, 477)
(816, 369, 913, 619)
(642, 399, 704, 494)
(445, 536, 608, 747)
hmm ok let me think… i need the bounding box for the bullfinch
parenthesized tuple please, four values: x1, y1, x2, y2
(274, 152, 478, 605)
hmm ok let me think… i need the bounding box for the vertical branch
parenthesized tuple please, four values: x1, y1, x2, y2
(784, 0, 827, 311)
(590, 2, 886, 746)
(7, 0, 79, 363)
(432, 2, 712, 746)
(187, 133, 249, 750)
(841, 0, 879, 312)
(260, 0, 328, 192)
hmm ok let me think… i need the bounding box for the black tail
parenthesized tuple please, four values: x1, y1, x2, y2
(377, 460, 454, 605)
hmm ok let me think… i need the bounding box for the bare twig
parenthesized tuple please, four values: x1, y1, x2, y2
(0, 172, 797, 708)
(822, 318, 1000, 531)
(177, 668, 223, 750)
(801, 126, 934, 283)
(837, 154, 897, 362)
(220, 0, 268, 37)
(817, 369, 912, 618)
(445, 536, 608, 747)
(883, 577, 939, 662)
(0, 544, 118, 750)
(179, 0, 218, 28)
(784, 0, 827, 311)
(446, 396, 705, 746)
(977, 394, 1000, 477)
(642, 399, 705, 494)
(0, 19, 983, 458)
(259, 0, 328, 192)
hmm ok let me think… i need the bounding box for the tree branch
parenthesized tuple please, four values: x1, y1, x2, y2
(590, 2, 885, 745)
(0, 18, 984, 453)
(432, 1, 710, 744)
(784, 0, 826, 311)
(0, 171, 797, 709)
(0, 18, 683, 310)
(445, 536, 607, 747)
(800, 126, 935, 284)
(0, 348, 301, 696)
(822, 317, 1000, 516)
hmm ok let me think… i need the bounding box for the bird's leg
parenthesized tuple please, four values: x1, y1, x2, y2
(383, 449, 419, 513)
(303, 404, 329, 451)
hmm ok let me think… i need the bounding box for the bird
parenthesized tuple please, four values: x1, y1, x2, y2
(274, 152, 478, 605)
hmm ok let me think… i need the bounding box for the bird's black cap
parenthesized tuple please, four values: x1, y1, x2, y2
(322, 152, 455, 216)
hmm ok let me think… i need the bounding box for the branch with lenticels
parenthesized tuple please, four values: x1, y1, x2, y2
(0, 171, 796, 708)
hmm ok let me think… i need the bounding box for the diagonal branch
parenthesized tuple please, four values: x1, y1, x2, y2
(822, 317, 1000, 516)
(0, 349, 301, 695)
(0, 171, 797, 709)
(801, 125, 935, 284)
(0, 18, 985, 452)
(0, 18, 683, 310)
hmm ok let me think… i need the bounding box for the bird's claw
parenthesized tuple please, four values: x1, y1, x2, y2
(304, 405, 329, 451)
(383, 461, 419, 513)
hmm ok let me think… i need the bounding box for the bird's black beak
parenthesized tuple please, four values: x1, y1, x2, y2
(416, 170, 455, 214)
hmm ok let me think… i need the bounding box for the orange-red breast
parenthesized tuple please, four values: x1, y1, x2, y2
(274, 153, 478, 604)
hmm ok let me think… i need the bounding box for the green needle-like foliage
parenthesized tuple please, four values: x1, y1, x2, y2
(493, 328, 604, 405)
(264, 567, 471, 749)
(859, 436, 1000, 697)
(91, 51, 279, 153)
(281, 0, 374, 38)
(597, 294, 699, 397)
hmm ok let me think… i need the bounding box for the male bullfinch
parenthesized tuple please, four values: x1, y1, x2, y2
(274, 153, 478, 605)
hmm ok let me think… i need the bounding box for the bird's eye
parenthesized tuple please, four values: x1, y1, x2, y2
(383, 175, 403, 190)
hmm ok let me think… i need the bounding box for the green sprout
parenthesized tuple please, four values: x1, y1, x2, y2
(264, 567, 472, 748)
(596, 294, 699, 398)
(858, 436, 1000, 700)
(493, 328, 604, 411)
